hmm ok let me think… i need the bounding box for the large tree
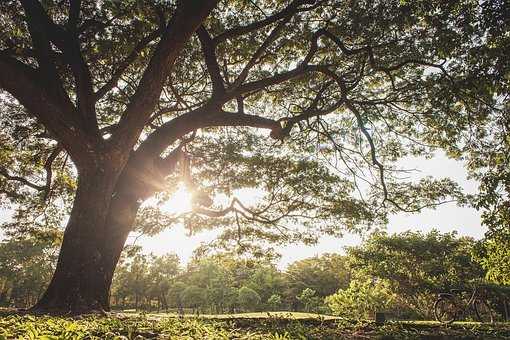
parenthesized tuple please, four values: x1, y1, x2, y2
(0, 0, 502, 314)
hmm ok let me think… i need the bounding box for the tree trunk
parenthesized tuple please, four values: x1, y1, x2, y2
(31, 163, 143, 314)
(30, 150, 172, 314)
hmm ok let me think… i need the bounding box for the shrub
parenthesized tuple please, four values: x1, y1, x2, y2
(326, 275, 396, 320)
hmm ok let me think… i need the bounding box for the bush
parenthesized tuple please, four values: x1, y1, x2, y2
(267, 294, 282, 311)
(326, 275, 396, 320)
(297, 288, 321, 313)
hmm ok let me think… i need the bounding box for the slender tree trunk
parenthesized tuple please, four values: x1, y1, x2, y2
(161, 293, 168, 310)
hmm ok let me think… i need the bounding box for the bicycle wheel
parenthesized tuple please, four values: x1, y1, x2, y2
(434, 296, 457, 324)
(474, 299, 494, 323)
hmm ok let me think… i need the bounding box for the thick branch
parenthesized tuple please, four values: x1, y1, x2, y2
(136, 106, 281, 160)
(197, 26, 224, 96)
(20, 0, 58, 78)
(0, 167, 45, 191)
(234, 64, 317, 95)
(111, 0, 219, 151)
(229, 28, 337, 96)
(318, 29, 368, 56)
(230, 14, 291, 89)
(21, 0, 98, 134)
(67, 0, 81, 30)
(0, 54, 96, 164)
(275, 97, 345, 139)
(42, 146, 62, 200)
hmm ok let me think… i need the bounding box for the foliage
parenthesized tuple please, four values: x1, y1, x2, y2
(237, 286, 261, 312)
(2, 230, 500, 320)
(284, 253, 349, 310)
(0, 236, 57, 308)
(111, 253, 151, 310)
(462, 105, 510, 285)
(166, 281, 186, 314)
(476, 236, 510, 285)
(181, 286, 207, 313)
(404, 0, 510, 286)
(1, 0, 498, 277)
(326, 274, 396, 320)
(108, 251, 350, 314)
(267, 294, 282, 311)
(2, 313, 510, 340)
(345, 230, 484, 318)
(296, 288, 321, 313)
(1, 0, 507, 313)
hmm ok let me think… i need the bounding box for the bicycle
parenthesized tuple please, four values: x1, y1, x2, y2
(434, 287, 494, 324)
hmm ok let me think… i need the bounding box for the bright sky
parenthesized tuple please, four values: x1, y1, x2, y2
(135, 151, 486, 268)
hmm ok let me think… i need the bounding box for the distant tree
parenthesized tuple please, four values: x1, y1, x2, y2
(221, 286, 239, 314)
(147, 253, 180, 310)
(110, 253, 152, 310)
(167, 281, 187, 315)
(182, 253, 287, 313)
(0, 236, 58, 307)
(183, 257, 234, 313)
(244, 264, 285, 308)
(285, 253, 350, 308)
(181, 285, 207, 315)
(237, 286, 261, 312)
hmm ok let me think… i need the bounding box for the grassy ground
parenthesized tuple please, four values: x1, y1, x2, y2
(1, 310, 510, 339)
(118, 311, 341, 320)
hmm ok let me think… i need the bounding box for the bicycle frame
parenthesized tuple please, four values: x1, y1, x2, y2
(435, 285, 495, 323)
(442, 288, 479, 319)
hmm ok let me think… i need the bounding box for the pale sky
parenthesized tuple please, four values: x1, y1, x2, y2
(135, 151, 485, 268)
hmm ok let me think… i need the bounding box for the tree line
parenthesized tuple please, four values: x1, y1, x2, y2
(2, 229, 508, 319)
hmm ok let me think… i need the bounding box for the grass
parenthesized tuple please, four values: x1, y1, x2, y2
(120, 311, 341, 320)
(1, 310, 510, 339)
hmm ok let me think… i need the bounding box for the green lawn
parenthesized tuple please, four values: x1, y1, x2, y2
(120, 311, 341, 320)
(1, 310, 510, 339)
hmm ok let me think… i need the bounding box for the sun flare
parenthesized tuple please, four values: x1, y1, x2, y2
(160, 183, 193, 215)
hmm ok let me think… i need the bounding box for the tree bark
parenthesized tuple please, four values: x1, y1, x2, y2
(31, 153, 170, 314)
(31, 159, 145, 314)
